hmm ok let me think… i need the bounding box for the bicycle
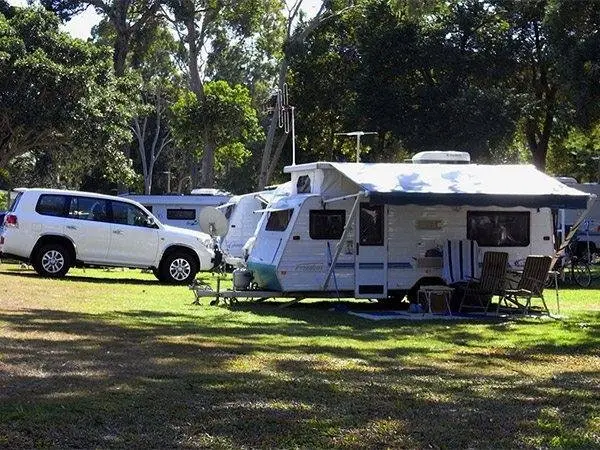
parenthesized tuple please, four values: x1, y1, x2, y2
(550, 240, 592, 288)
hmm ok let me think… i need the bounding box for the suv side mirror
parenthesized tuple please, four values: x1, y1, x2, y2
(146, 217, 158, 228)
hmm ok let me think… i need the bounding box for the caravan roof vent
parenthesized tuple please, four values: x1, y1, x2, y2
(411, 151, 471, 164)
(190, 188, 231, 196)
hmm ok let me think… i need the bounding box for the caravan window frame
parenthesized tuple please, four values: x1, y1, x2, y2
(166, 208, 196, 220)
(265, 208, 293, 232)
(309, 209, 346, 240)
(466, 211, 530, 247)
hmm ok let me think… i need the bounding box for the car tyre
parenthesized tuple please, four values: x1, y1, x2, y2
(33, 243, 71, 278)
(152, 267, 164, 282)
(160, 251, 198, 284)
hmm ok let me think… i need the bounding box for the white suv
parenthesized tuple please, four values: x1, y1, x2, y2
(0, 188, 217, 284)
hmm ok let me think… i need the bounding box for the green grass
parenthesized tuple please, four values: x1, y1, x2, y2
(0, 262, 598, 448)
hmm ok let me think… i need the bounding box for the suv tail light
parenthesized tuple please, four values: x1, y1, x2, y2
(5, 214, 18, 228)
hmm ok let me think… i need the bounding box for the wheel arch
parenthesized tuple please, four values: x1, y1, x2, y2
(30, 234, 76, 263)
(160, 244, 200, 271)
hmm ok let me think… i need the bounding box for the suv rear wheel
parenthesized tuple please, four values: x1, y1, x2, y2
(33, 243, 71, 278)
(160, 251, 198, 284)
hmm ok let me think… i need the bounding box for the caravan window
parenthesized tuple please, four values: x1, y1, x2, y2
(221, 204, 235, 220)
(167, 209, 196, 220)
(467, 211, 530, 247)
(360, 204, 384, 246)
(309, 210, 345, 239)
(297, 175, 311, 193)
(265, 209, 293, 231)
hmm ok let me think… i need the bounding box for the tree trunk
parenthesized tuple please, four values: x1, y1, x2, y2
(524, 84, 556, 172)
(185, 16, 204, 100)
(258, 58, 288, 189)
(200, 135, 215, 187)
(113, 32, 130, 78)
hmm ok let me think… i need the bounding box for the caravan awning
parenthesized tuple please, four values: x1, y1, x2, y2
(325, 162, 591, 209)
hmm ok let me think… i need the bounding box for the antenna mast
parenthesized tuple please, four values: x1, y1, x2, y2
(334, 131, 378, 162)
(268, 83, 296, 165)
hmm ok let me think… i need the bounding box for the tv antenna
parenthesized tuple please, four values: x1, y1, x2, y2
(265, 83, 296, 165)
(334, 131, 378, 162)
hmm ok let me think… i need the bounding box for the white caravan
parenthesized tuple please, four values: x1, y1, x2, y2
(246, 161, 592, 300)
(120, 190, 231, 232)
(217, 183, 291, 267)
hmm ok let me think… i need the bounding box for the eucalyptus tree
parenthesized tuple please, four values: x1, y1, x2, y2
(170, 81, 263, 190)
(162, 0, 284, 188)
(127, 25, 182, 194)
(257, 0, 357, 189)
(39, 0, 161, 76)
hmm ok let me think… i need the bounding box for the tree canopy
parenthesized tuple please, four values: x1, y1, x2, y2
(0, 7, 138, 189)
(2, 0, 600, 192)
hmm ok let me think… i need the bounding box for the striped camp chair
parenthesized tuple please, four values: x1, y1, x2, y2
(458, 251, 509, 313)
(497, 255, 552, 315)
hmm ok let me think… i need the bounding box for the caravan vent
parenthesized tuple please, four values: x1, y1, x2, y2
(190, 188, 231, 196)
(411, 151, 471, 164)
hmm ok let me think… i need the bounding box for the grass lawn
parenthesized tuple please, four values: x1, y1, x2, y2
(0, 262, 598, 448)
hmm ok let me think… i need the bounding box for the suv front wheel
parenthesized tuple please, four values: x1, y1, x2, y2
(160, 251, 198, 284)
(33, 243, 71, 278)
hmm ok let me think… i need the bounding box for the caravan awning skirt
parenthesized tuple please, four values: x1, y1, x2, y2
(367, 192, 590, 209)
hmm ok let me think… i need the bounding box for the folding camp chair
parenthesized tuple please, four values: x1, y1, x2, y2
(497, 255, 552, 315)
(458, 251, 509, 313)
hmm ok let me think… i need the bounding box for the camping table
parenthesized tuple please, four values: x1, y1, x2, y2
(417, 285, 454, 316)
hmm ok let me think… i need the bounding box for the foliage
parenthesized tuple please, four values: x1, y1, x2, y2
(547, 124, 600, 182)
(288, 0, 522, 165)
(545, 0, 600, 129)
(171, 81, 263, 188)
(41, 0, 162, 76)
(0, 7, 139, 190)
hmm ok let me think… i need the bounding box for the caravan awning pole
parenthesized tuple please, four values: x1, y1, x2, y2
(322, 191, 366, 290)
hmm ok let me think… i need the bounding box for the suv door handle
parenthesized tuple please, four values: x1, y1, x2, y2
(113, 229, 123, 235)
(66, 225, 77, 230)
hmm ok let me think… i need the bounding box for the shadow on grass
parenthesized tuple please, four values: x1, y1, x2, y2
(0, 307, 599, 448)
(0, 269, 227, 287)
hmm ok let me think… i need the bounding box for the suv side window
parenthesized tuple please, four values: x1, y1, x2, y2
(36, 195, 67, 217)
(67, 196, 109, 222)
(112, 201, 152, 227)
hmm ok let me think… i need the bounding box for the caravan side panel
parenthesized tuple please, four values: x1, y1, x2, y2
(386, 205, 466, 291)
(277, 196, 356, 292)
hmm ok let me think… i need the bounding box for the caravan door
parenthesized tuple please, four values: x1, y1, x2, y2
(355, 203, 388, 298)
